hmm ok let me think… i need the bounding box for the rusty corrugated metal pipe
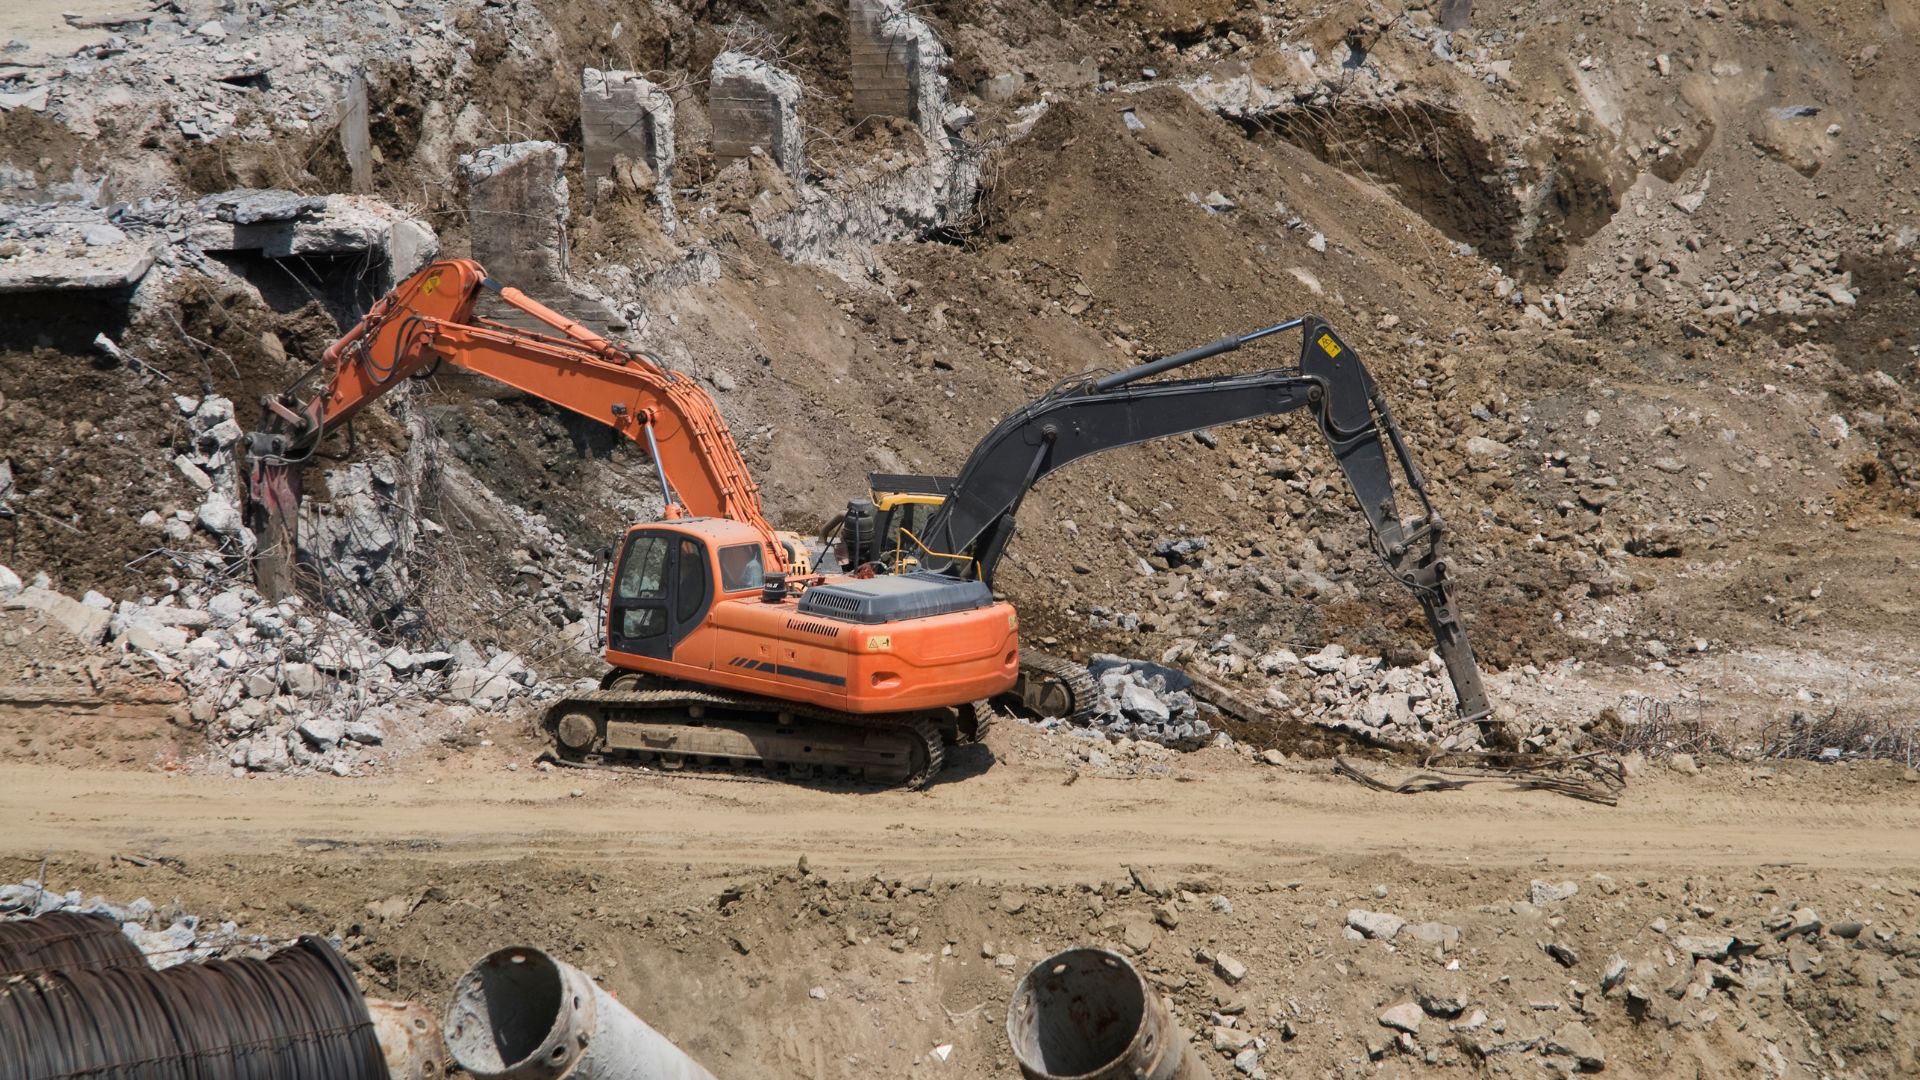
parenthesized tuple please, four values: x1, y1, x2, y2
(443, 945, 718, 1080)
(1007, 947, 1211, 1080)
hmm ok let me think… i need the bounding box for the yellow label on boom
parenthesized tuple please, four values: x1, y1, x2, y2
(1317, 332, 1342, 358)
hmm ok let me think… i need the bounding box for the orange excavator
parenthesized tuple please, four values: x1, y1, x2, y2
(248, 259, 1493, 787)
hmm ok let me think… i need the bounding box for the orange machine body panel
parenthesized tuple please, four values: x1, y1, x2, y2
(604, 519, 1020, 714)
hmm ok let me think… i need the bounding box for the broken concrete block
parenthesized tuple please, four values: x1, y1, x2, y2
(282, 662, 321, 696)
(0, 242, 154, 293)
(581, 69, 676, 216)
(298, 714, 346, 750)
(710, 51, 806, 180)
(4, 587, 110, 645)
(196, 493, 243, 537)
(849, 0, 950, 138)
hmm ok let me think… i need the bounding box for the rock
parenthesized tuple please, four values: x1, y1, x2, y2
(82, 222, 128, 248)
(1212, 1025, 1255, 1052)
(1416, 986, 1467, 1018)
(1545, 1021, 1605, 1071)
(1118, 681, 1171, 724)
(344, 718, 385, 745)
(1259, 749, 1286, 766)
(119, 621, 189, 655)
(196, 494, 243, 537)
(1829, 920, 1864, 939)
(1543, 941, 1579, 967)
(1302, 644, 1346, 674)
(1307, 232, 1327, 253)
(1378, 1002, 1423, 1034)
(1466, 435, 1511, 459)
(4, 587, 110, 645)
(1674, 934, 1734, 960)
(999, 892, 1027, 915)
(1601, 955, 1628, 991)
(298, 715, 346, 750)
(1213, 952, 1248, 985)
(1129, 866, 1171, 899)
(808, 986, 827, 1000)
(282, 663, 321, 696)
(0, 564, 19, 600)
(1121, 916, 1155, 955)
(1347, 909, 1405, 940)
(1530, 880, 1579, 904)
(1669, 753, 1700, 775)
(448, 668, 514, 704)
(243, 672, 277, 698)
(206, 590, 249, 624)
(1203, 191, 1236, 212)
(195, 19, 228, 40)
(244, 737, 288, 772)
(1406, 921, 1462, 947)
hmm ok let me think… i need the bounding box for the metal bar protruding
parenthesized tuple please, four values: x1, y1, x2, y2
(444, 945, 718, 1080)
(1093, 318, 1303, 392)
(1008, 948, 1211, 1080)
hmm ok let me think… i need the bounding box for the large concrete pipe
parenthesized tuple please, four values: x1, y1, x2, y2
(1007, 947, 1212, 1080)
(443, 945, 718, 1080)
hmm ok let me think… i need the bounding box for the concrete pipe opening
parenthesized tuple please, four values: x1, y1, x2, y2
(445, 947, 580, 1078)
(1008, 947, 1172, 1080)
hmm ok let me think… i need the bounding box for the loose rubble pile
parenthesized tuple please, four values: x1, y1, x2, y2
(1083, 654, 1213, 749)
(0, 877, 266, 969)
(1, 558, 570, 777)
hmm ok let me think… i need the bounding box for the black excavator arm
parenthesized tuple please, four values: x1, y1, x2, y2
(910, 316, 1493, 724)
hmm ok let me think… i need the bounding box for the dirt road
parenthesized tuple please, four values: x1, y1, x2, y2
(7, 732, 1920, 1077)
(6, 733, 1915, 878)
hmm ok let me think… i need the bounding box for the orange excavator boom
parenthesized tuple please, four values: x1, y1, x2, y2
(245, 259, 785, 595)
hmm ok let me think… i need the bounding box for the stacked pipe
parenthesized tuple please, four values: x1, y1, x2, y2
(0, 934, 391, 1079)
(0, 911, 149, 977)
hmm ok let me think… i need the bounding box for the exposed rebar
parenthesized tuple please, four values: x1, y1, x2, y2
(0, 911, 150, 977)
(0, 935, 388, 1080)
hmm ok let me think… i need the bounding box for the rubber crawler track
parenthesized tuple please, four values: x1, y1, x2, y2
(546, 687, 946, 789)
(1017, 650, 1102, 723)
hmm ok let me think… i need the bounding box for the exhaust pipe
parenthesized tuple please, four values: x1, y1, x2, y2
(1007, 948, 1212, 1080)
(443, 945, 718, 1080)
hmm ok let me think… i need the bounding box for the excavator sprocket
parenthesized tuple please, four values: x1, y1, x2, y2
(1007, 651, 1100, 723)
(546, 684, 947, 789)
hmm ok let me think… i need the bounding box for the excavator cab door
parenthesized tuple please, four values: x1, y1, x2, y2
(609, 530, 713, 661)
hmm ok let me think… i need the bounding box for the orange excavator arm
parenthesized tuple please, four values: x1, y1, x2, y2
(245, 258, 785, 596)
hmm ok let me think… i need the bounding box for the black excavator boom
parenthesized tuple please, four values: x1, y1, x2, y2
(908, 316, 1493, 725)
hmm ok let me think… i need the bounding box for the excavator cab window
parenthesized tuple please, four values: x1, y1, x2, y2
(717, 544, 765, 593)
(614, 534, 671, 642)
(675, 539, 705, 622)
(611, 532, 712, 659)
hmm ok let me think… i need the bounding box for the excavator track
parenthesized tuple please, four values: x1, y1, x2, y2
(1008, 651, 1100, 723)
(545, 685, 947, 789)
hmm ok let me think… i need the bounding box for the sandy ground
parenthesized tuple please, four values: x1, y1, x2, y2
(4, 731, 1918, 877)
(0, 1, 136, 67)
(6, 726, 1919, 1078)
